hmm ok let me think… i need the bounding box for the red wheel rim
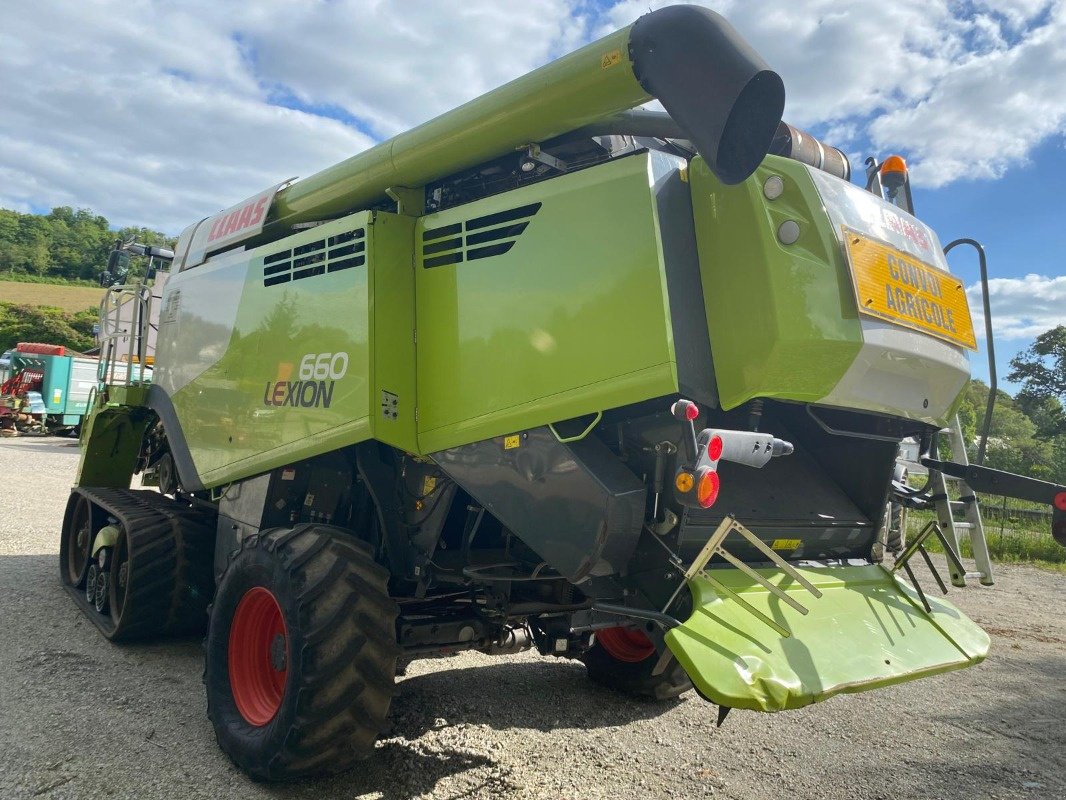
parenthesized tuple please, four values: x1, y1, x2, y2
(597, 626, 656, 663)
(228, 587, 288, 726)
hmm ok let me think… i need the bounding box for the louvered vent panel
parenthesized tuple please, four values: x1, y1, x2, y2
(263, 228, 366, 287)
(421, 203, 541, 268)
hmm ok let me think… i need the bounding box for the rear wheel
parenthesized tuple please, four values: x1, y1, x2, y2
(205, 525, 399, 781)
(885, 501, 906, 555)
(583, 626, 691, 701)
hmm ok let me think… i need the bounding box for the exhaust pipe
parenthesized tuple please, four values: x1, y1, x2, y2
(769, 122, 851, 181)
(629, 6, 785, 185)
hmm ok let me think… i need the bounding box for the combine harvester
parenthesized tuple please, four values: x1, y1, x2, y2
(60, 5, 1066, 779)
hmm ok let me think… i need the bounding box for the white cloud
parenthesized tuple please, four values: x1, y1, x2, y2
(0, 0, 584, 232)
(1, 0, 1064, 232)
(967, 274, 1066, 340)
(603, 1, 1066, 188)
(870, 3, 1066, 187)
(243, 0, 585, 138)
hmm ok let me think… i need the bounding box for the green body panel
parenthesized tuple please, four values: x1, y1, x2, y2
(269, 29, 645, 231)
(163, 211, 419, 487)
(689, 154, 864, 410)
(414, 152, 679, 453)
(75, 385, 152, 488)
(665, 565, 989, 712)
(369, 213, 418, 452)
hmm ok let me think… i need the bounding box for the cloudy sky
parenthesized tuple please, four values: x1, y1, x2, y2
(1, 0, 1064, 389)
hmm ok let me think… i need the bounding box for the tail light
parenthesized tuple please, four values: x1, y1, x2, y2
(696, 468, 720, 508)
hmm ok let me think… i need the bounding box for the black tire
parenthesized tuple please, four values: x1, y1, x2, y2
(885, 501, 906, 555)
(204, 525, 399, 781)
(583, 627, 691, 701)
(157, 452, 178, 496)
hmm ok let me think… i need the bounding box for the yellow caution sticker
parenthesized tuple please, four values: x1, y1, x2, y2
(503, 434, 521, 450)
(842, 227, 977, 350)
(601, 49, 622, 69)
(772, 538, 802, 551)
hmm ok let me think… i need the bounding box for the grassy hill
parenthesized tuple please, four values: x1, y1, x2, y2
(0, 280, 103, 313)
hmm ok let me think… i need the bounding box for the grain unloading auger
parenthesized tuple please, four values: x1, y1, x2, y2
(61, 4, 1066, 780)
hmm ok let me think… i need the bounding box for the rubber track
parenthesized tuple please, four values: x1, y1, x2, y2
(209, 526, 400, 780)
(62, 488, 215, 641)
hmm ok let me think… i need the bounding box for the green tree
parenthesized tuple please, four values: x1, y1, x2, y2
(1014, 391, 1066, 439)
(0, 205, 173, 283)
(1005, 327, 1066, 482)
(1008, 326, 1066, 402)
(0, 302, 97, 353)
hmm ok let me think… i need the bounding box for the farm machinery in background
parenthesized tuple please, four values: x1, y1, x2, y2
(0, 240, 170, 436)
(56, 4, 1066, 782)
(1, 343, 96, 436)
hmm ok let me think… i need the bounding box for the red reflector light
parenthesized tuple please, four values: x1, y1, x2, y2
(670, 399, 700, 421)
(707, 434, 723, 462)
(696, 469, 720, 508)
(1055, 492, 1066, 512)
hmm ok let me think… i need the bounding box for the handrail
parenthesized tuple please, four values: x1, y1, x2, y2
(97, 282, 152, 389)
(943, 239, 995, 464)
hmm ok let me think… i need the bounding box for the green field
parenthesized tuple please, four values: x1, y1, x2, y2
(0, 280, 103, 313)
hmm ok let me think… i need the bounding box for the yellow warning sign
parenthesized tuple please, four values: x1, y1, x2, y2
(503, 435, 521, 450)
(842, 227, 977, 350)
(772, 538, 802, 551)
(600, 49, 622, 69)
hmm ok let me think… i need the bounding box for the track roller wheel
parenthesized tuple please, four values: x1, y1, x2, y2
(61, 495, 95, 589)
(583, 626, 692, 701)
(157, 452, 178, 496)
(205, 525, 399, 781)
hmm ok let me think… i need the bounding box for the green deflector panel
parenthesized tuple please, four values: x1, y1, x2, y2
(665, 565, 989, 712)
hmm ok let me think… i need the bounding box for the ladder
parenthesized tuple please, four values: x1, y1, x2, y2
(928, 415, 994, 586)
(97, 282, 153, 390)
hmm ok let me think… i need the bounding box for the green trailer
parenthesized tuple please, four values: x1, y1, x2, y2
(61, 4, 1066, 781)
(1, 344, 102, 431)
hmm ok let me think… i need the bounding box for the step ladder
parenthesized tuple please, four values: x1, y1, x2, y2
(928, 415, 994, 587)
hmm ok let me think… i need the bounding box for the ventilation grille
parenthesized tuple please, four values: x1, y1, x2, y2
(263, 228, 366, 287)
(421, 203, 541, 268)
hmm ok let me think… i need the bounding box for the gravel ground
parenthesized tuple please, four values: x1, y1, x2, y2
(2, 435, 1064, 800)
